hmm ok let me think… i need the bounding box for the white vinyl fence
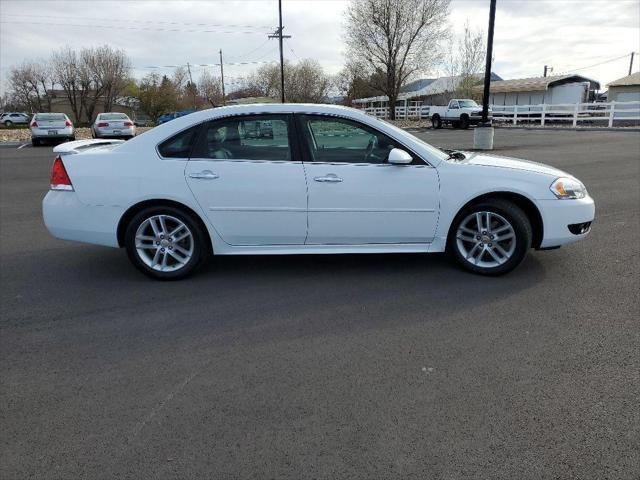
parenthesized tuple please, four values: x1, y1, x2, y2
(361, 101, 640, 127)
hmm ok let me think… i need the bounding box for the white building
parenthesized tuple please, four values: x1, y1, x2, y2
(607, 72, 640, 103)
(480, 74, 600, 106)
(352, 73, 502, 110)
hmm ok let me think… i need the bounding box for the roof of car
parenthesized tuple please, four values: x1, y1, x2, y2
(137, 103, 372, 144)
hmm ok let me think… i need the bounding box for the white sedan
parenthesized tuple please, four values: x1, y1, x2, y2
(43, 104, 595, 280)
(30, 113, 75, 146)
(91, 112, 136, 139)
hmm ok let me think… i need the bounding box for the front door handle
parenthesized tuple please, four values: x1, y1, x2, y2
(314, 173, 343, 183)
(189, 170, 219, 180)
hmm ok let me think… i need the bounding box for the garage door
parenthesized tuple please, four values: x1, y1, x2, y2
(614, 91, 640, 118)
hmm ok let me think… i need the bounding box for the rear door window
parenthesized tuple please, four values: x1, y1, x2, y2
(192, 115, 292, 161)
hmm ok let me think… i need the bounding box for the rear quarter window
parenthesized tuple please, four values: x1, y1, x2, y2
(157, 125, 201, 158)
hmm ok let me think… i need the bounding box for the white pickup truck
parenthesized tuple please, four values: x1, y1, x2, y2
(429, 99, 490, 129)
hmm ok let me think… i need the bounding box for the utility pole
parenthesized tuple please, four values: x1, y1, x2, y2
(186, 62, 196, 109)
(481, 0, 496, 124)
(474, 0, 496, 151)
(219, 49, 226, 105)
(629, 52, 635, 76)
(268, 0, 291, 103)
(544, 65, 548, 77)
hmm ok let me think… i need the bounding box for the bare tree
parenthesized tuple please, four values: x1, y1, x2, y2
(51, 47, 86, 123)
(198, 70, 224, 107)
(287, 59, 331, 102)
(245, 59, 331, 103)
(344, 0, 450, 119)
(8, 61, 55, 113)
(89, 45, 131, 112)
(446, 21, 486, 99)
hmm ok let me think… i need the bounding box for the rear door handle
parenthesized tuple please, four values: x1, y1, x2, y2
(314, 173, 343, 183)
(189, 170, 219, 180)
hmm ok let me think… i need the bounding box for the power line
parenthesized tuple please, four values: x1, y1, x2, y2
(136, 60, 277, 69)
(227, 39, 272, 62)
(0, 20, 265, 35)
(1, 13, 273, 30)
(556, 53, 635, 75)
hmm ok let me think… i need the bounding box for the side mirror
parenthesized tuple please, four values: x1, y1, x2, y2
(387, 148, 413, 165)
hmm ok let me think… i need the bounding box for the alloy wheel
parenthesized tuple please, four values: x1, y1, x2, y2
(134, 214, 194, 272)
(455, 211, 516, 268)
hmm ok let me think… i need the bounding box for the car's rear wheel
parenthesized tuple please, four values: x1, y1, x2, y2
(431, 115, 442, 129)
(124, 206, 209, 280)
(31, 138, 40, 147)
(449, 199, 532, 276)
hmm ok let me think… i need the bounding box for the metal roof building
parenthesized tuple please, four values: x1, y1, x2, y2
(606, 72, 640, 103)
(476, 74, 601, 105)
(352, 73, 502, 108)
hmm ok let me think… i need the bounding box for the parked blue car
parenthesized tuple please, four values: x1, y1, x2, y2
(156, 109, 197, 125)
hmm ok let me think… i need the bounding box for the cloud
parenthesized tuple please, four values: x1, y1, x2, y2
(1, 0, 638, 95)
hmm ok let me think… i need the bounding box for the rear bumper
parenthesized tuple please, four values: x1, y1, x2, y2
(95, 127, 135, 137)
(43, 191, 121, 248)
(31, 127, 74, 138)
(538, 196, 595, 248)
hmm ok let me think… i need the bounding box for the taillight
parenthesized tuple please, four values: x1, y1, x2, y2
(31, 121, 38, 127)
(124, 121, 133, 127)
(50, 156, 74, 191)
(65, 120, 72, 127)
(97, 122, 108, 127)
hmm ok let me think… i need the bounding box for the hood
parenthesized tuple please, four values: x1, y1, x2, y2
(457, 152, 567, 177)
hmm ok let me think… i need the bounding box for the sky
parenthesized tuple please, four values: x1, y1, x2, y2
(1, 0, 639, 95)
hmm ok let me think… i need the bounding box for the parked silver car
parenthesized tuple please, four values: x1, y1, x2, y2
(30, 113, 75, 146)
(91, 112, 136, 139)
(1, 112, 31, 127)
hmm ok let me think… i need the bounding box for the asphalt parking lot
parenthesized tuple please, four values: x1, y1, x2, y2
(1, 128, 639, 479)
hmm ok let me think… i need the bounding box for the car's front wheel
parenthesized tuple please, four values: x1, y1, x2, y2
(449, 199, 532, 275)
(124, 206, 209, 280)
(4, 120, 12, 127)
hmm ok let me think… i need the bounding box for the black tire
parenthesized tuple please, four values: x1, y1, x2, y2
(459, 115, 470, 129)
(431, 115, 442, 129)
(448, 198, 532, 276)
(69, 136, 76, 141)
(31, 138, 40, 147)
(4, 120, 12, 127)
(124, 206, 210, 280)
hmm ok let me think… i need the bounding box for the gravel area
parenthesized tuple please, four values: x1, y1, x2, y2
(0, 127, 154, 143)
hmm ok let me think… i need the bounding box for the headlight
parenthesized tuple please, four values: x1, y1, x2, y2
(550, 177, 587, 199)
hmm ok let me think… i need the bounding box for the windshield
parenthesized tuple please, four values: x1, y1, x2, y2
(458, 100, 479, 108)
(100, 113, 129, 120)
(35, 113, 66, 120)
(376, 117, 449, 161)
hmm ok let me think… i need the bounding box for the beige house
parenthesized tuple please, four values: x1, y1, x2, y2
(607, 72, 640, 102)
(477, 74, 600, 106)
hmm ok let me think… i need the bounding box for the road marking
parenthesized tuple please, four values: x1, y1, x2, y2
(17, 143, 29, 149)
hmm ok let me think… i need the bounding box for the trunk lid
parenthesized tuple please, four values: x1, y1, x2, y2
(53, 139, 124, 155)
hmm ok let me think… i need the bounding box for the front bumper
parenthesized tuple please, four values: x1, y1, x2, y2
(43, 191, 121, 247)
(537, 196, 595, 248)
